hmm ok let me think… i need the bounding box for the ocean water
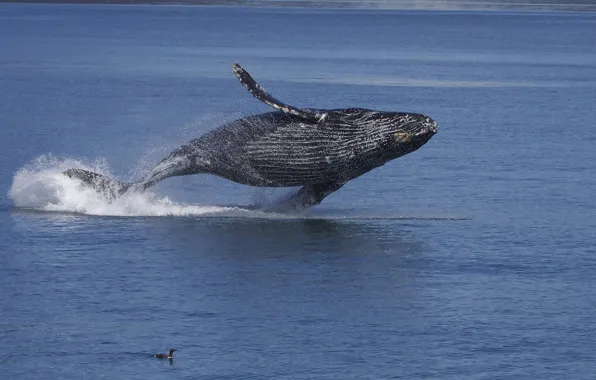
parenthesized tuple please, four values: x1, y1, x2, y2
(1, 3, 596, 379)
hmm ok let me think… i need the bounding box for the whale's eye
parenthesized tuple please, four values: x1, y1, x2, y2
(394, 132, 411, 143)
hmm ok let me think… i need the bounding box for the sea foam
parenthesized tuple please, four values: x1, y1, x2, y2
(8, 155, 237, 217)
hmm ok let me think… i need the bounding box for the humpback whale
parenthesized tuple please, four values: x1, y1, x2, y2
(64, 64, 438, 211)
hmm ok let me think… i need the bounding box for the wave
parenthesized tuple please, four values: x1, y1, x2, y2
(8, 155, 467, 221)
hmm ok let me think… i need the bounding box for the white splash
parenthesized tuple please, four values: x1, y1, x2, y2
(8, 155, 236, 217)
(8, 156, 466, 221)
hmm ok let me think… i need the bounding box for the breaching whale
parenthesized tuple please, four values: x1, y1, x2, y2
(64, 63, 438, 211)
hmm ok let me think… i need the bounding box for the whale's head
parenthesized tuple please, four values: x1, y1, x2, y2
(382, 112, 438, 157)
(339, 109, 437, 161)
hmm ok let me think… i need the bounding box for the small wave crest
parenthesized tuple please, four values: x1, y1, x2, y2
(8, 155, 237, 217)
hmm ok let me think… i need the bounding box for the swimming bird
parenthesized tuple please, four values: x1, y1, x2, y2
(154, 348, 176, 360)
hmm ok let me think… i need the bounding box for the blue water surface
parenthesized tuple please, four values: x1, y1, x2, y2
(1, 4, 595, 379)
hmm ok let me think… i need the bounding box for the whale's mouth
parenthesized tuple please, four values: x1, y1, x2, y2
(426, 118, 438, 134)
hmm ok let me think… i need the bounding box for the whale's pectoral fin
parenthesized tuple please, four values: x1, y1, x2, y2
(233, 63, 326, 124)
(279, 182, 345, 212)
(63, 169, 135, 199)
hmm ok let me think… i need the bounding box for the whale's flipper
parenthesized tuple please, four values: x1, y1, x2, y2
(280, 182, 345, 212)
(63, 169, 136, 199)
(233, 63, 326, 124)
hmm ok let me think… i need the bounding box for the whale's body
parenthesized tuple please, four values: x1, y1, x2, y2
(64, 64, 438, 211)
